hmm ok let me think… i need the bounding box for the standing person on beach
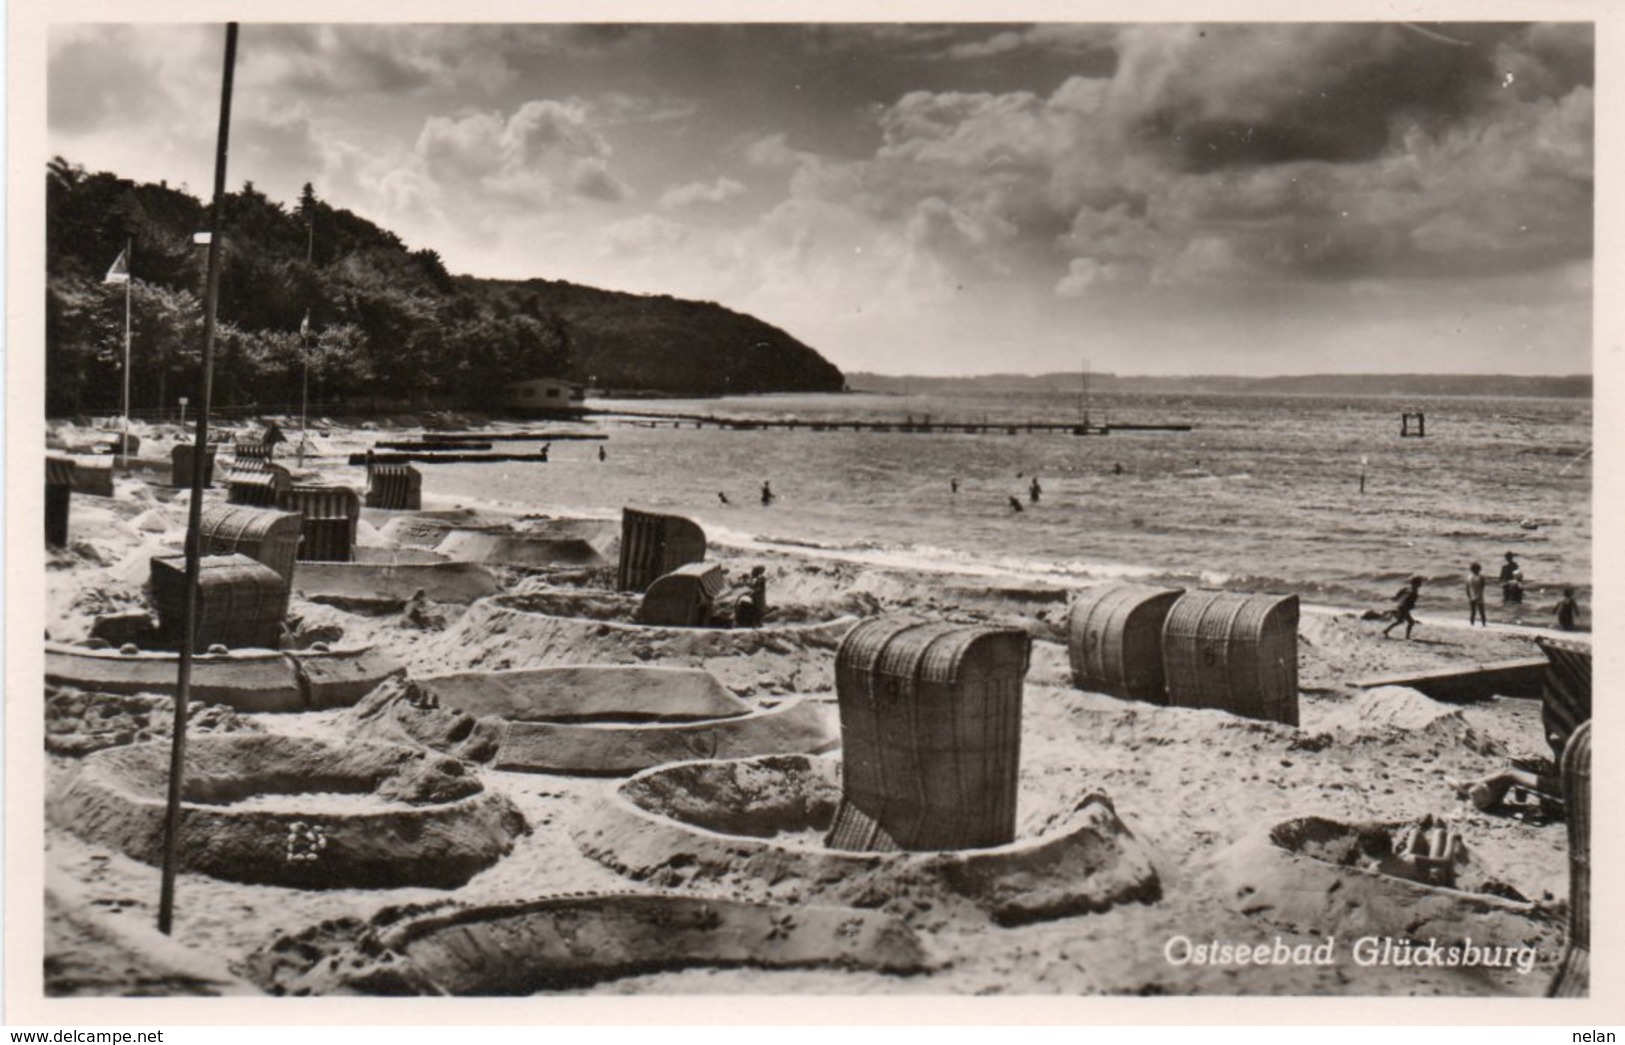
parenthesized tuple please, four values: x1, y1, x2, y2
(261, 420, 285, 459)
(1029, 476, 1042, 504)
(1465, 563, 1488, 626)
(1555, 588, 1581, 632)
(598, 445, 606, 462)
(951, 477, 959, 494)
(1383, 576, 1424, 640)
(761, 480, 775, 506)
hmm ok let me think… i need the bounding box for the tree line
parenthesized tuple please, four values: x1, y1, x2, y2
(46, 158, 843, 418)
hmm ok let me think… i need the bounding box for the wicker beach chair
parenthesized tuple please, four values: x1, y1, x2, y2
(1536, 636, 1591, 760)
(637, 562, 726, 627)
(616, 507, 707, 593)
(46, 455, 76, 547)
(829, 617, 1030, 852)
(281, 485, 361, 563)
(1548, 719, 1591, 997)
(1161, 590, 1299, 726)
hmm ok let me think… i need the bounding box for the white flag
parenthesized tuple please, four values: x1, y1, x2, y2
(103, 249, 130, 284)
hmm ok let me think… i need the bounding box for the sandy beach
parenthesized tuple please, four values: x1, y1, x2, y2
(41, 416, 1585, 998)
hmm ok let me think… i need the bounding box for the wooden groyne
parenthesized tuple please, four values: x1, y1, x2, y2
(596, 410, 1190, 435)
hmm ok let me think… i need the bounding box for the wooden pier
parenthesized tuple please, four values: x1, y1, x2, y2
(432, 431, 608, 443)
(596, 410, 1190, 435)
(350, 451, 553, 465)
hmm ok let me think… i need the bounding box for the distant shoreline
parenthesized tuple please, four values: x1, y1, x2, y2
(845, 372, 1593, 399)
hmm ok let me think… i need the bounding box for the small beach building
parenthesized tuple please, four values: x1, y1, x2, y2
(497, 378, 587, 415)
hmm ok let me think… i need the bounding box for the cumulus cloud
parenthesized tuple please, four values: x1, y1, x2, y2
(742, 22, 1591, 302)
(414, 99, 631, 209)
(659, 177, 746, 209)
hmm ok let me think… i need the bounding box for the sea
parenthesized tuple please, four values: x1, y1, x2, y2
(417, 390, 1592, 615)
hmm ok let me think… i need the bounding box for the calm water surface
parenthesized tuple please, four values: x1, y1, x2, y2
(420, 390, 1591, 612)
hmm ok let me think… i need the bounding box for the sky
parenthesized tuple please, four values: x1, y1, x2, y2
(45, 21, 1595, 377)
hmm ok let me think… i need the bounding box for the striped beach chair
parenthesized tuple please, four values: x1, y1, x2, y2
(233, 439, 273, 464)
(1536, 636, 1591, 760)
(365, 461, 422, 511)
(616, 507, 706, 593)
(280, 485, 361, 562)
(226, 457, 292, 508)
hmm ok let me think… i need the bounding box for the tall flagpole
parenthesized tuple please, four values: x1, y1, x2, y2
(122, 236, 132, 474)
(159, 21, 238, 937)
(299, 209, 312, 468)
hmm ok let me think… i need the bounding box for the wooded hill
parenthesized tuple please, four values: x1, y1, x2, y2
(45, 158, 845, 417)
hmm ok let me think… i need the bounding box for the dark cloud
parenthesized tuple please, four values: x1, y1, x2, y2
(241, 25, 518, 98)
(1114, 24, 1527, 173)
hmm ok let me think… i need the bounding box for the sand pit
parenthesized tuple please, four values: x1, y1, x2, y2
(348, 673, 838, 775)
(574, 754, 1161, 927)
(422, 664, 752, 721)
(48, 735, 527, 889)
(410, 598, 857, 696)
(365, 509, 516, 549)
(1214, 815, 1561, 951)
(244, 893, 932, 995)
(435, 524, 614, 569)
(44, 642, 403, 713)
(292, 560, 500, 607)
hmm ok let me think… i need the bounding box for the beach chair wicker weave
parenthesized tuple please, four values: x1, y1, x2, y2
(637, 562, 726, 627)
(1067, 583, 1185, 703)
(616, 508, 707, 593)
(1161, 590, 1299, 726)
(828, 617, 1030, 852)
(149, 553, 288, 652)
(227, 458, 292, 508)
(1548, 719, 1590, 997)
(199, 503, 303, 583)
